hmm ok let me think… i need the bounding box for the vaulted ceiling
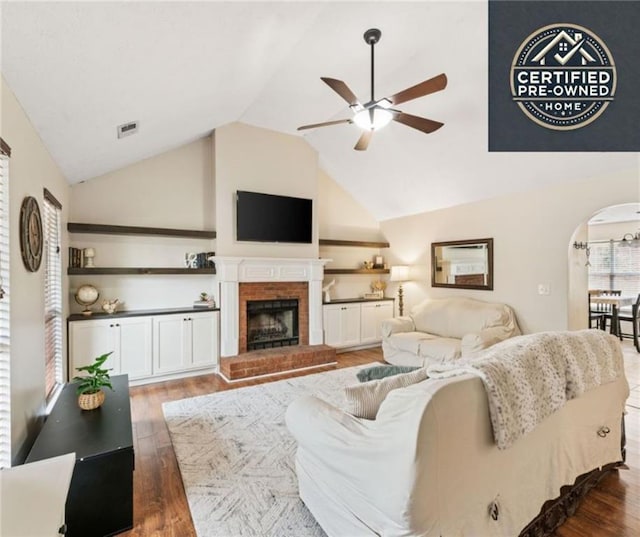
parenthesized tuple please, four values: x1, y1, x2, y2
(1, 1, 636, 221)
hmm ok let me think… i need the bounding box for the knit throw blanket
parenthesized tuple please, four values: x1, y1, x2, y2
(426, 330, 624, 449)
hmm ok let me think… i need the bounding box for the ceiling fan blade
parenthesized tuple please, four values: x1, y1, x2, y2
(354, 130, 373, 151)
(393, 112, 444, 134)
(297, 118, 352, 131)
(388, 73, 448, 106)
(321, 77, 361, 106)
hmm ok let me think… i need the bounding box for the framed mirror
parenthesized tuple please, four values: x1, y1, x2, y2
(431, 238, 493, 290)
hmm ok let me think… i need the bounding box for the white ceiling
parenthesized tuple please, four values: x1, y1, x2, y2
(589, 203, 640, 225)
(2, 1, 637, 221)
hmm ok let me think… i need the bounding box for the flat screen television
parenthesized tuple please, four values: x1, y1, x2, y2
(236, 190, 313, 244)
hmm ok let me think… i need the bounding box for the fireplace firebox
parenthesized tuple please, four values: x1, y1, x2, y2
(246, 299, 299, 351)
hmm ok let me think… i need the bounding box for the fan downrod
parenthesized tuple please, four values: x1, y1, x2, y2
(363, 28, 381, 45)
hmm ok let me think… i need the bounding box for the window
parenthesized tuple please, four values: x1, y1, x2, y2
(588, 239, 640, 295)
(43, 189, 63, 402)
(0, 140, 11, 468)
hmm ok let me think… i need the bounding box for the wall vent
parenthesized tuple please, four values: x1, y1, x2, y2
(117, 121, 139, 139)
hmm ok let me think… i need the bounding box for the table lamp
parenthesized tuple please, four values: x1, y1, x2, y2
(390, 265, 410, 316)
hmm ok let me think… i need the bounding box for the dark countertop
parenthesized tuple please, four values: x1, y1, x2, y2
(323, 297, 395, 305)
(68, 305, 219, 322)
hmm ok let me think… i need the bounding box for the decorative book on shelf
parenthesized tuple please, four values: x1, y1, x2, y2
(193, 300, 215, 308)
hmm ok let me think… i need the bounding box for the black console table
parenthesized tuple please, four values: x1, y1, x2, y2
(26, 375, 134, 536)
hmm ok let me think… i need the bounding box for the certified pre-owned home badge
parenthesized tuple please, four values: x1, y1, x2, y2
(510, 23, 616, 130)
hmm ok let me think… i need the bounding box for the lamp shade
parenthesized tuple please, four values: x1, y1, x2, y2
(390, 265, 410, 282)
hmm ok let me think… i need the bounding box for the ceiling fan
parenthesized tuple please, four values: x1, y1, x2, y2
(298, 28, 447, 151)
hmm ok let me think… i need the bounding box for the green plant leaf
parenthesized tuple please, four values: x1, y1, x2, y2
(73, 351, 113, 394)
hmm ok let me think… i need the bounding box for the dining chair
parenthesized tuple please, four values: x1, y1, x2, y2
(588, 292, 606, 330)
(601, 290, 622, 336)
(619, 293, 640, 353)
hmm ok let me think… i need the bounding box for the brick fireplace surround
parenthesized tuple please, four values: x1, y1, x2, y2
(214, 257, 335, 381)
(238, 282, 309, 353)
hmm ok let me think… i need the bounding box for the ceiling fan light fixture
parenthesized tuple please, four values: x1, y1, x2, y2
(353, 108, 393, 130)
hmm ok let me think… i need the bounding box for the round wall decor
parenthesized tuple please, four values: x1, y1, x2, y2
(19, 196, 43, 272)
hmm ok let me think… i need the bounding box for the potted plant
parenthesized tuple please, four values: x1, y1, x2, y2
(73, 352, 114, 410)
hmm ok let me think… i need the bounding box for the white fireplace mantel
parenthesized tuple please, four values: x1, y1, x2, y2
(213, 257, 331, 357)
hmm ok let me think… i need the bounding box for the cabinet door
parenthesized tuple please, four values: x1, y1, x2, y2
(360, 301, 394, 343)
(190, 312, 218, 368)
(69, 320, 119, 377)
(323, 305, 343, 347)
(324, 304, 362, 347)
(117, 317, 153, 380)
(153, 314, 190, 374)
(341, 304, 362, 347)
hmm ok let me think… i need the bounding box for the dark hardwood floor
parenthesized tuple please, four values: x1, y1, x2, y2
(122, 344, 640, 537)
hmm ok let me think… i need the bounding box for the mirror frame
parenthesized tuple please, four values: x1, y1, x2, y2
(431, 238, 494, 291)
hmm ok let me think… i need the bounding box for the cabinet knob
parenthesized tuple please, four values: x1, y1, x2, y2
(597, 426, 611, 438)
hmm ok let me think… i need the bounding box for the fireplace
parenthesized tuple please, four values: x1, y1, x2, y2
(238, 281, 309, 354)
(246, 299, 299, 350)
(214, 257, 329, 357)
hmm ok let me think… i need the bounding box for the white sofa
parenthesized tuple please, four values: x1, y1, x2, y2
(382, 296, 520, 366)
(286, 334, 628, 537)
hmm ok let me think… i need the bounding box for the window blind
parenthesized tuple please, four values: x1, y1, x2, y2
(0, 156, 11, 468)
(588, 240, 640, 295)
(43, 194, 63, 401)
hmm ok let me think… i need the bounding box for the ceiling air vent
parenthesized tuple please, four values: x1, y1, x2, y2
(117, 121, 139, 139)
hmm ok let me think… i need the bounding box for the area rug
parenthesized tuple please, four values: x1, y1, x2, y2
(162, 363, 378, 537)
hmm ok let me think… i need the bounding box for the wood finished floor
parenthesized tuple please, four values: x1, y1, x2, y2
(122, 343, 640, 537)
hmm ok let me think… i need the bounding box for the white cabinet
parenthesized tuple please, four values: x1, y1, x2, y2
(153, 311, 218, 374)
(360, 300, 394, 344)
(323, 303, 361, 348)
(323, 300, 393, 349)
(69, 316, 152, 380)
(70, 310, 219, 385)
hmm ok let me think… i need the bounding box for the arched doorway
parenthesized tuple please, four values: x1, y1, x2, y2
(568, 202, 640, 330)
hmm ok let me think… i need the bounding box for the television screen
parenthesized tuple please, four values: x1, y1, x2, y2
(236, 190, 313, 244)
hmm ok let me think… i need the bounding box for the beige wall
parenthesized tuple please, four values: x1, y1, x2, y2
(380, 167, 639, 334)
(68, 137, 217, 312)
(67, 124, 380, 312)
(70, 137, 214, 228)
(317, 168, 388, 300)
(213, 122, 318, 258)
(589, 218, 640, 242)
(1, 77, 70, 462)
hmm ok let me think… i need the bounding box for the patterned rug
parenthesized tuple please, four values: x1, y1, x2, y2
(163, 364, 377, 537)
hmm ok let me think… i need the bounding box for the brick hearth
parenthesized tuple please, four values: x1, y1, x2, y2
(219, 344, 337, 381)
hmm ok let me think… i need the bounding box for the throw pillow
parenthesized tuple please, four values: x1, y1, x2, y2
(356, 364, 420, 382)
(344, 368, 429, 420)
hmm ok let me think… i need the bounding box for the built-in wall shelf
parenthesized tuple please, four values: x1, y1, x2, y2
(324, 268, 390, 275)
(319, 239, 390, 248)
(68, 223, 216, 239)
(68, 267, 216, 275)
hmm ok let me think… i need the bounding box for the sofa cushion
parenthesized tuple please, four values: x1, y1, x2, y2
(410, 297, 517, 339)
(356, 365, 420, 382)
(386, 332, 438, 355)
(344, 368, 429, 419)
(417, 337, 462, 362)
